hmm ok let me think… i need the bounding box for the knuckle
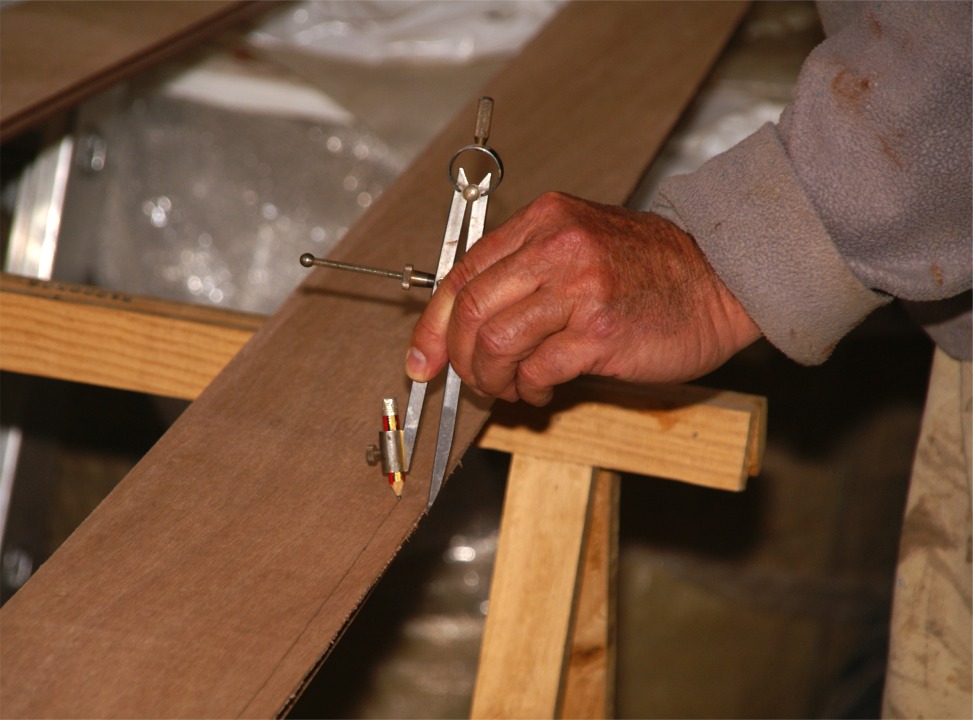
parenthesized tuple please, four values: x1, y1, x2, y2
(516, 358, 551, 394)
(531, 191, 572, 215)
(552, 226, 589, 255)
(586, 307, 618, 341)
(452, 283, 489, 330)
(440, 261, 474, 296)
(516, 369, 553, 407)
(526, 193, 583, 233)
(519, 192, 609, 269)
(529, 225, 590, 278)
(477, 321, 519, 361)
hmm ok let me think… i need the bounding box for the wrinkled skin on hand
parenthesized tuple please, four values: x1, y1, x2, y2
(406, 192, 760, 406)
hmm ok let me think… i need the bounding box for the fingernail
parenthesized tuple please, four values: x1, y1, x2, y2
(405, 347, 427, 381)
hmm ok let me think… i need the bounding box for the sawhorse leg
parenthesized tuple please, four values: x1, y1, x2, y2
(471, 379, 766, 718)
(471, 457, 618, 719)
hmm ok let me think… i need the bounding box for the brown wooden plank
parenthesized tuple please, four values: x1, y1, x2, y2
(0, 3, 748, 718)
(0, 273, 262, 399)
(0, 1, 266, 142)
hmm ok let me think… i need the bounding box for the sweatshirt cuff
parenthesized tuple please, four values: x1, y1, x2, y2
(652, 123, 889, 365)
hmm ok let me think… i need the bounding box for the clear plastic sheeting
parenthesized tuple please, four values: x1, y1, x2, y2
(289, 448, 509, 719)
(63, 1, 561, 314)
(247, 1, 562, 161)
(83, 88, 397, 313)
(627, 1, 819, 209)
(249, 1, 561, 64)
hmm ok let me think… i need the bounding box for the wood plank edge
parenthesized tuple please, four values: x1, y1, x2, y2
(1, 273, 264, 332)
(0, 2, 269, 143)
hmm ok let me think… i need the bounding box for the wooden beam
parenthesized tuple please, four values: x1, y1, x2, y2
(0, 1, 266, 142)
(480, 380, 766, 491)
(0, 3, 749, 718)
(471, 380, 764, 718)
(1, 278, 762, 719)
(0, 273, 262, 399)
(0, 276, 765, 489)
(559, 469, 620, 719)
(471, 456, 596, 719)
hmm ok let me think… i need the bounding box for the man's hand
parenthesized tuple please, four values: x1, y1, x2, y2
(406, 192, 760, 406)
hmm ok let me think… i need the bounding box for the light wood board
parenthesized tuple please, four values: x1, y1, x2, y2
(560, 469, 621, 719)
(480, 378, 766, 491)
(0, 3, 748, 717)
(471, 456, 596, 719)
(0, 279, 766, 490)
(0, 273, 262, 399)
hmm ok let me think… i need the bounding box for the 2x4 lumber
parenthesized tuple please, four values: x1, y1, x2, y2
(0, 279, 756, 719)
(0, 3, 749, 718)
(471, 456, 597, 719)
(0, 1, 264, 142)
(0, 273, 262, 399)
(0, 274, 766, 487)
(479, 379, 766, 491)
(560, 469, 620, 719)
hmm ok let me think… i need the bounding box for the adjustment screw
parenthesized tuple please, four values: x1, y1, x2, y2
(365, 444, 381, 466)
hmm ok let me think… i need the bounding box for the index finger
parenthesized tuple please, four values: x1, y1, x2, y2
(405, 205, 537, 382)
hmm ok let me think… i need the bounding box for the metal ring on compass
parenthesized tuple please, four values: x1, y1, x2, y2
(448, 145, 504, 196)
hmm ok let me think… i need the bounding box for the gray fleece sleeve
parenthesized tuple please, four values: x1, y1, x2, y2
(653, 1, 971, 364)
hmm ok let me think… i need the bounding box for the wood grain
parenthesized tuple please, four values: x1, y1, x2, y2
(0, 273, 262, 399)
(0, 278, 766, 491)
(561, 469, 620, 719)
(471, 456, 596, 719)
(0, 1, 265, 142)
(480, 379, 766, 491)
(0, 3, 748, 717)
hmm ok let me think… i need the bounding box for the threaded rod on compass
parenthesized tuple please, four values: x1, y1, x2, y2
(299, 253, 436, 290)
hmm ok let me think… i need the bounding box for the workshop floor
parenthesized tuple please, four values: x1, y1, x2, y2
(0, 3, 934, 717)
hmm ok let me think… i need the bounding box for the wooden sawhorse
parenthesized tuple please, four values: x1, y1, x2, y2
(471, 379, 766, 718)
(0, 275, 765, 718)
